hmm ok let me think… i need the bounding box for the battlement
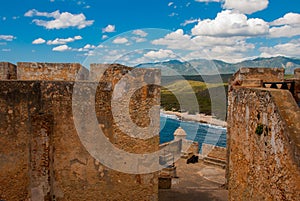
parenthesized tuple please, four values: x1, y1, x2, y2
(229, 67, 285, 88)
(0, 62, 89, 81)
(227, 67, 300, 200)
(0, 62, 160, 201)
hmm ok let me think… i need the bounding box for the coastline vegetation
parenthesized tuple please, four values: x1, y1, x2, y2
(161, 76, 229, 120)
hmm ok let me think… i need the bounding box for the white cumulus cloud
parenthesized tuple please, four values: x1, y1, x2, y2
(144, 49, 176, 59)
(192, 10, 269, 37)
(182, 38, 255, 63)
(102, 24, 115, 33)
(77, 44, 97, 52)
(0, 35, 15, 41)
(269, 25, 300, 38)
(132, 30, 148, 37)
(269, 13, 300, 38)
(270, 13, 300, 26)
(152, 29, 193, 50)
(25, 9, 94, 29)
(223, 0, 269, 14)
(152, 29, 256, 63)
(47, 35, 82, 45)
(153, 29, 247, 50)
(32, 38, 46, 44)
(132, 37, 147, 43)
(131, 30, 148, 43)
(84, 44, 96, 49)
(112, 37, 128, 44)
(260, 39, 300, 58)
(52, 45, 71, 51)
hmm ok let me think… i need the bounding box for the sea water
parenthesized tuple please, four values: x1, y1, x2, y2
(160, 113, 227, 148)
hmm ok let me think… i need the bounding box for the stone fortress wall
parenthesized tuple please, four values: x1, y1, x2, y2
(227, 67, 300, 200)
(2, 61, 300, 201)
(17, 62, 89, 81)
(0, 62, 160, 201)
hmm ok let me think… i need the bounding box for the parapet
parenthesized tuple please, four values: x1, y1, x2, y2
(228, 67, 300, 104)
(226, 67, 300, 200)
(0, 62, 160, 200)
(17, 62, 89, 81)
(229, 67, 284, 88)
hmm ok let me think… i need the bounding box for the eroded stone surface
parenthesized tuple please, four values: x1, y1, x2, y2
(227, 68, 300, 201)
(17, 62, 89, 81)
(0, 63, 160, 201)
(0, 62, 17, 80)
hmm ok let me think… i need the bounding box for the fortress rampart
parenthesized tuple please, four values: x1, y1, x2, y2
(0, 62, 160, 201)
(227, 68, 300, 200)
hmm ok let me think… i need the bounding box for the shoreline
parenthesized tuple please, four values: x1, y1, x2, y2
(161, 110, 227, 128)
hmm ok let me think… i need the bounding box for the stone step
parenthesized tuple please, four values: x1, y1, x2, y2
(205, 156, 226, 163)
(203, 157, 226, 169)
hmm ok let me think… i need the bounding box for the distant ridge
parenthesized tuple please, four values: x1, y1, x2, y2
(135, 56, 300, 75)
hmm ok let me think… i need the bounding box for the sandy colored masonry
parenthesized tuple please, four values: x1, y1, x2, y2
(0, 62, 160, 201)
(226, 68, 300, 200)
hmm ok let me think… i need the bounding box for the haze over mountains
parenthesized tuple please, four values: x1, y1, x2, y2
(136, 56, 300, 75)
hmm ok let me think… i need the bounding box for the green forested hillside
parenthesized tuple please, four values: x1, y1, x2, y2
(161, 78, 228, 120)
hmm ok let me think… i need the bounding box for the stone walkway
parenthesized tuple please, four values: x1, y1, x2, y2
(159, 158, 228, 201)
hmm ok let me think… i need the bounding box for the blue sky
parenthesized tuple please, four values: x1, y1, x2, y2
(0, 0, 299, 66)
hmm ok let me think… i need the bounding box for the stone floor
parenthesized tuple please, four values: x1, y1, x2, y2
(159, 158, 228, 201)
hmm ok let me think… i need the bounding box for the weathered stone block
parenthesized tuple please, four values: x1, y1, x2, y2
(241, 79, 263, 87)
(0, 62, 17, 80)
(17, 62, 89, 81)
(227, 86, 300, 200)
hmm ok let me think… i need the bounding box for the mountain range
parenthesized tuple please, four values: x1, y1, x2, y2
(135, 56, 300, 75)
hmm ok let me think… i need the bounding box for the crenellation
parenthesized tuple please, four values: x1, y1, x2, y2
(229, 67, 285, 90)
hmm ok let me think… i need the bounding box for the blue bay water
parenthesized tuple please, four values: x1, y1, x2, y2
(160, 113, 227, 149)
